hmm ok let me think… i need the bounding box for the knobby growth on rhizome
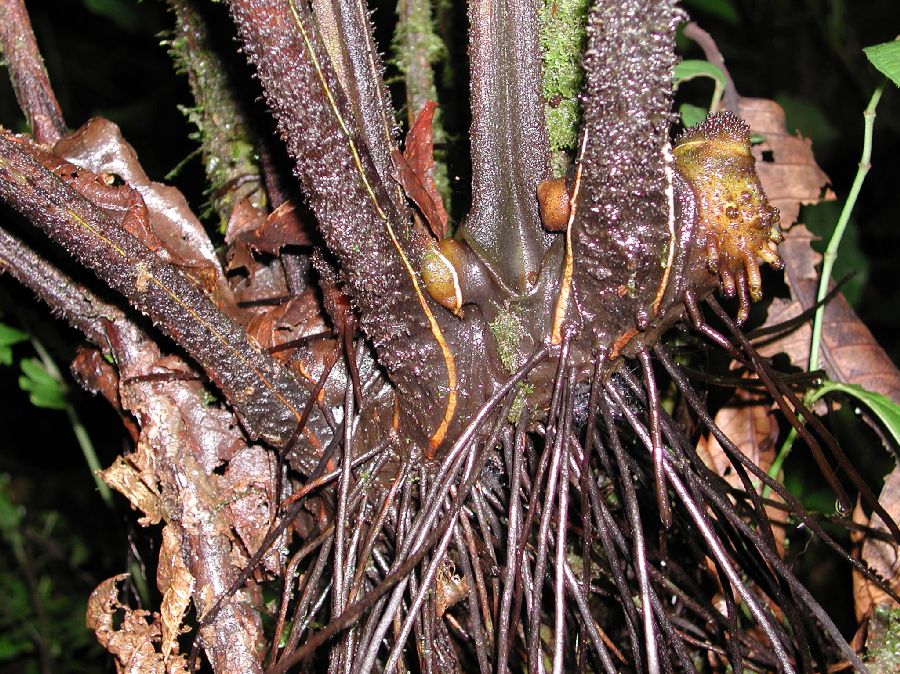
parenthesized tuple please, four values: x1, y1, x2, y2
(1, 0, 899, 672)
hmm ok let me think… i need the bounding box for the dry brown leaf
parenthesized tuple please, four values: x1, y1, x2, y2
(737, 97, 900, 598)
(86, 574, 190, 674)
(255, 200, 312, 253)
(226, 198, 312, 267)
(157, 527, 194, 662)
(71, 346, 140, 442)
(854, 465, 900, 620)
(224, 198, 267, 276)
(224, 195, 267, 242)
(737, 98, 900, 402)
(71, 346, 121, 409)
(696, 388, 778, 490)
(435, 559, 468, 618)
(394, 101, 449, 239)
(99, 454, 164, 526)
(54, 118, 222, 275)
(246, 290, 329, 354)
(755, 225, 900, 402)
(230, 255, 293, 313)
(738, 97, 830, 231)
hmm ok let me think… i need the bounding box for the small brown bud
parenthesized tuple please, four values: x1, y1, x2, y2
(536, 178, 571, 232)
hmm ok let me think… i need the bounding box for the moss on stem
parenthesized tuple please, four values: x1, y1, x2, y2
(540, 0, 589, 176)
(166, 0, 265, 228)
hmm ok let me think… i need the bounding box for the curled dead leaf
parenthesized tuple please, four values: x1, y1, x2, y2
(226, 197, 312, 267)
(86, 574, 190, 674)
(158, 527, 194, 662)
(394, 101, 449, 240)
(71, 346, 139, 442)
(737, 97, 830, 230)
(254, 200, 312, 254)
(99, 454, 164, 526)
(54, 118, 223, 275)
(435, 558, 468, 618)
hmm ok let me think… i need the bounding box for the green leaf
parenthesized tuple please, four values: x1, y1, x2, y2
(18, 359, 66, 410)
(0, 632, 34, 660)
(674, 60, 727, 112)
(679, 103, 708, 129)
(674, 59, 727, 88)
(0, 323, 27, 348)
(683, 0, 740, 25)
(812, 381, 900, 446)
(0, 323, 28, 367)
(864, 40, 900, 88)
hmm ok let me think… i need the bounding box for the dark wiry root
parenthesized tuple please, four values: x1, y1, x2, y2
(638, 346, 672, 529)
(211, 329, 895, 674)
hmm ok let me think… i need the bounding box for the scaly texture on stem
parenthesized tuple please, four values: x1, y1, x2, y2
(393, 0, 444, 123)
(0, 224, 126, 346)
(226, 0, 494, 454)
(0, 0, 66, 143)
(462, 0, 551, 293)
(0, 133, 318, 452)
(567, 0, 682, 349)
(225, 0, 419, 332)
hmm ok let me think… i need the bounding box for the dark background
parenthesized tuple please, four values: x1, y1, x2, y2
(0, 0, 897, 670)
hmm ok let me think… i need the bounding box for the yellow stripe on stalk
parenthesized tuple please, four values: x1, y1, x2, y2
(286, 0, 457, 453)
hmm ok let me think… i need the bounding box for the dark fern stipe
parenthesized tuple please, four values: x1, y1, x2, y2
(0, 0, 896, 673)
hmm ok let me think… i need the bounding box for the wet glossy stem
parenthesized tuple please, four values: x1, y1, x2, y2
(766, 82, 886, 494)
(0, 135, 312, 448)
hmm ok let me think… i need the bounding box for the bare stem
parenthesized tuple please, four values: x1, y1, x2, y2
(30, 338, 114, 507)
(809, 83, 885, 373)
(682, 22, 739, 113)
(0, 0, 66, 143)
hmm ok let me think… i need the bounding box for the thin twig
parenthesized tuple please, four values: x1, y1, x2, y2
(809, 84, 885, 373)
(0, 0, 66, 143)
(682, 22, 739, 114)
